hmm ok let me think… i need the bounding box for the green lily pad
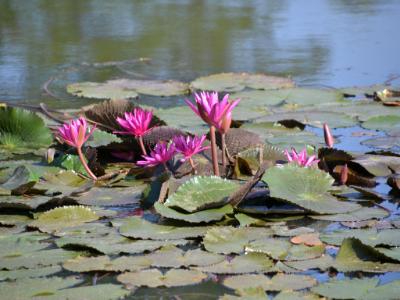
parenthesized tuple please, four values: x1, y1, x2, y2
(117, 216, 208, 240)
(363, 280, 400, 300)
(30, 206, 99, 233)
(35, 284, 131, 300)
(284, 254, 335, 271)
(263, 164, 361, 214)
(154, 202, 233, 223)
(0, 165, 39, 195)
(0, 214, 31, 226)
(274, 290, 321, 300)
(334, 238, 400, 273)
(220, 287, 267, 300)
(63, 255, 151, 273)
(320, 229, 400, 247)
(0, 265, 62, 280)
(352, 154, 400, 176)
(362, 115, 400, 133)
(203, 226, 273, 254)
(0, 277, 82, 299)
(311, 278, 379, 300)
(164, 176, 239, 213)
(86, 129, 122, 147)
(52, 153, 87, 175)
(117, 268, 207, 288)
(310, 207, 389, 222)
(68, 78, 189, 99)
(375, 247, 400, 261)
(222, 273, 317, 291)
(190, 72, 295, 92)
(361, 136, 400, 150)
(194, 253, 274, 274)
(153, 106, 207, 133)
(0, 107, 52, 152)
(0, 195, 67, 210)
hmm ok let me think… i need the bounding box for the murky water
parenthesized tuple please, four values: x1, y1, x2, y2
(1, 0, 400, 107)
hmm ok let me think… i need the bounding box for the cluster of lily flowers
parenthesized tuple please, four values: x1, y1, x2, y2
(57, 90, 336, 181)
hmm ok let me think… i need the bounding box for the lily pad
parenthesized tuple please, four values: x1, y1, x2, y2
(311, 278, 379, 299)
(274, 290, 321, 300)
(0, 107, 52, 152)
(117, 216, 208, 240)
(164, 176, 239, 213)
(154, 202, 233, 223)
(86, 130, 122, 147)
(362, 115, 400, 133)
(220, 287, 267, 300)
(190, 72, 295, 92)
(284, 254, 335, 271)
(0, 265, 62, 280)
(222, 273, 317, 291)
(194, 253, 274, 274)
(203, 226, 273, 254)
(334, 238, 400, 273)
(68, 78, 189, 99)
(352, 154, 400, 176)
(262, 164, 361, 214)
(30, 206, 99, 233)
(310, 207, 389, 222)
(0, 165, 38, 195)
(117, 268, 207, 288)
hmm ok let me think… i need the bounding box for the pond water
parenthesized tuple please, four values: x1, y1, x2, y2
(1, 0, 400, 107)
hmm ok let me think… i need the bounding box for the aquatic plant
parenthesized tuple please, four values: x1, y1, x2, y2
(137, 141, 176, 170)
(323, 123, 334, 148)
(57, 117, 97, 180)
(284, 148, 319, 167)
(185, 91, 240, 176)
(173, 134, 209, 174)
(115, 108, 154, 155)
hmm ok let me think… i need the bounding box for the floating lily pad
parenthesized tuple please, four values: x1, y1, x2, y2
(63, 255, 151, 273)
(190, 72, 295, 92)
(0, 194, 68, 210)
(203, 226, 273, 254)
(86, 130, 122, 147)
(0, 214, 31, 226)
(30, 206, 99, 233)
(284, 254, 335, 271)
(220, 287, 267, 300)
(311, 278, 379, 299)
(117, 269, 207, 288)
(352, 154, 400, 176)
(117, 216, 208, 240)
(274, 290, 321, 300)
(263, 164, 361, 214)
(361, 115, 400, 133)
(68, 79, 190, 98)
(0, 265, 62, 280)
(154, 202, 233, 223)
(222, 273, 317, 291)
(362, 136, 400, 150)
(320, 228, 400, 247)
(194, 253, 274, 274)
(334, 238, 400, 273)
(311, 207, 389, 222)
(0, 165, 39, 195)
(0, 107, 52, 152)
(0, 277, 82, 299)
(164, 176, 239, 213)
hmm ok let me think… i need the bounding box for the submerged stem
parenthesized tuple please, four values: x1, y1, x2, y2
(138, 136, 147, 156)
(209, 126, 220, 176)
(189, 157, 197, 175)
(77, 147, 97, 180)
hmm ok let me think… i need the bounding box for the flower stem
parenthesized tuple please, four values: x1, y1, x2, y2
(221, 133, 226, 173)
(77, 147, 97, 180)
(209, 126, 220, 176)
(138, 136, 147, 156)
(189, 157, 197, 175)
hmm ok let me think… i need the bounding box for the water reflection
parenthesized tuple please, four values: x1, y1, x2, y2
(0, 0, 399, 106)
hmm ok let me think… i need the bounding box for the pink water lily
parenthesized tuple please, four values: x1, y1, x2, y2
(284, 148, 320, 167)
(137, 142, 176, 169)
(173, 135, 209, 162)
(57, 117, 97, 180)
(115, 108, 154, 155)
(58, 117, 96, 149)
(185, 91, 240, 176)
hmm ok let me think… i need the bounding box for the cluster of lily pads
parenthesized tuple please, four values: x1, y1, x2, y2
(1, 72, 400, 299)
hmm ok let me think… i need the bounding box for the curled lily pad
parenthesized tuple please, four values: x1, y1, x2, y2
(117, 216, 208, 240)
(222, 273, 317, 291)
(334, 238, 400, 273)
(352, 154, 400, 177)
(68, 78, 189, 99)
(310, 207, 389, 222)
(30, 206, 99, 233)
(154, 202, 233, 223)
(190, 72, 295, 92)
(164, 176, 239, 213)
(0, 165, 38, 195)
(194, 253, 274, 274)
(203, 226, 273, 254)
(262, 164, 361, 214)
(117, 268, 207, 288)
(0, 107, 52, 152)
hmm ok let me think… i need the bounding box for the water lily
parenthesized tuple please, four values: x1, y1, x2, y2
(137, 142, 176, 170)
(185, 91, 240, 176)
(173, 134, 209, 173)
(284, 148, 319, 167)
(57, 117, 97, 180)
(323, 123, 334, 148)
(340, 164, 348, 185)
(115, 108, 154, 155)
